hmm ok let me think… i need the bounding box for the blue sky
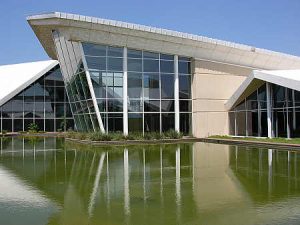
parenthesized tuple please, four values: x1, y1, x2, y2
(1, 0, 300, 65)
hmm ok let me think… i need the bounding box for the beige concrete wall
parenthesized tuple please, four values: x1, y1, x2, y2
(192, 60, 252, 137)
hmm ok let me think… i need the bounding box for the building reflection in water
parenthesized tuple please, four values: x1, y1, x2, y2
(1, 137, 300, 224)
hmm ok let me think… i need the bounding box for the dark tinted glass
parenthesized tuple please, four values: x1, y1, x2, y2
(128, 49, 142, 58)
(179, 61, 191, 74)
(107, 57, 123, 71)
(143, 59, 159, 72)
(85, 56, 106, 71)
(107, 46, 123, 57)
(128, 113, 143, 132)
(144, 100, 160, 112)
(143, 51, 159, 59)
(162, 113, 175, 132)
(83, 43, 106, 56)
(128, 73, 142, 98)
(128, 58, 142, 72)
(160, 60, 174, 73)
(179, 75, 191, 99)
(144, 113, 160, 132)
(161, 74, 174, 99)
(144, 74, 160, 99)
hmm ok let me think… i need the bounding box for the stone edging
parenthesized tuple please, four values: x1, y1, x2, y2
(65, 137, 200, 146)
(200, 138, 300, 150)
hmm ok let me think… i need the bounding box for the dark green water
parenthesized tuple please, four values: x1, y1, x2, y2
(0, 137, 300, 225)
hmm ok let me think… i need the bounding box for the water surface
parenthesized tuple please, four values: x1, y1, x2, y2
(0, 137, 300, 225)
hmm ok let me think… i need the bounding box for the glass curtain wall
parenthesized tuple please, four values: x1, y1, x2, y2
(229, 83, 300, 138)
(82, 42, 192, 134)
(52, 31, 100, 132)
(82, 43, 124, 132)
(0, 66, 74, 132)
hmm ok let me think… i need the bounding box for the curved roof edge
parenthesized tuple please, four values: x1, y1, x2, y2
(225, 69, 300, 110)
(27, 12, 300, 70)
(0, 60, 58, 107)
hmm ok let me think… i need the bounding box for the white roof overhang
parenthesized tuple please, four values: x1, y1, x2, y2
(27, 12, 300, 70)
(225, 70, 300, 110)
(0, 60, 58, 106)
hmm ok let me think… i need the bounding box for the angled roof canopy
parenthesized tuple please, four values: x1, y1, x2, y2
(0, 60, 58, 106)
(226, 70, 300, 110)
(27, 12, 300, 70)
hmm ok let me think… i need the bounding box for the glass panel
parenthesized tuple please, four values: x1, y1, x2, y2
(107, 99, 123, 112)
(178, 61, 191, 74)
(272, 84, 286, 108)
(2, 119, 12, 132)
(179, 75, 191, 99)
(128, 58, 142, 72)
(143, 51, 159, 59)
(229, 112, 235, 135)
(180, 100, 192, 112)
(143, 59, 159, 72)
(85, 56, 106, 71)
(162, 113, 175, 132)
(236, 111, 246, 136)
(107, 57, 123, 71)
(161, 100, 174, 112)
(13, 119, 23, 132)
(128, 113, 143, 132)
(128, 49, 142, 58)
(180, 113, 191, 134)
(128, 99, 143, 112)
(144, 113, 160, 132)
(144, 73, 160, 99)
(161, 74, 174, 99)
(258, 84, 267, 109)
(108, 113, 123, 132)
(144, 100, 160, 112)
(107, 46, 123, 57)
(246, 90, 258, 110)
(128, 73, 142, 98)
(97, 99, 106, 112)
(160, 60, 174, 73)
(82, 43, 106, 56)
(160, 54, 173, 60)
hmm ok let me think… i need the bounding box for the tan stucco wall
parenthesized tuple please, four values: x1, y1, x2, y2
(192, 60, 252, 137)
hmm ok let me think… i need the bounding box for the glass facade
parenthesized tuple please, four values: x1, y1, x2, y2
(52, 29, 193, 134)
(230, 83, 300, 138)
(82, 43, 192, 134)
(52, 31, 101, 132)
(0, 66, 74, 132)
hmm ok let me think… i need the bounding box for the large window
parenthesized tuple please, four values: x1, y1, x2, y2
(229, 83, 300, 138)
(82, 43, 192, 134)
(83, 43, 123, 132)
(0, 66, 74, 132)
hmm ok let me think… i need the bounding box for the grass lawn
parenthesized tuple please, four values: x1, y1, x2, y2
(209, 135, 300, 145)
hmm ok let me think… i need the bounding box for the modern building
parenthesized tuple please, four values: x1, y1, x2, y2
(0, 60, 74, 132)
(1, 11, 298, 137)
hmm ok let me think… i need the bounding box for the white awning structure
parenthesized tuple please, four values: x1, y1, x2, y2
(27, 12, 300, 70)
(226, 70, 300, 110)
(0, 60, 58, 106)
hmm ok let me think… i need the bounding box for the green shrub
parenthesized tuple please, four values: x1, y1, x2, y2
(28, 123, 39, 133)
(164, 130, 183, 139)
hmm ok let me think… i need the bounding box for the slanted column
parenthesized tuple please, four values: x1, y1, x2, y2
(174, 55, 180, 132)
(266, 82, 273, 138)
(123, 47, 128, 135)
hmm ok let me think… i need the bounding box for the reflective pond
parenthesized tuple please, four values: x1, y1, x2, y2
(0, 137, 300, 225)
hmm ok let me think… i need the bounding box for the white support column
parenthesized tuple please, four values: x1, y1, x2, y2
(266, 82, 273, 138)
(174, 55, 180, 132)
(292, 90, 296, 130)
(286, 88, 291, 139)
(123, 47, 128, 136)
